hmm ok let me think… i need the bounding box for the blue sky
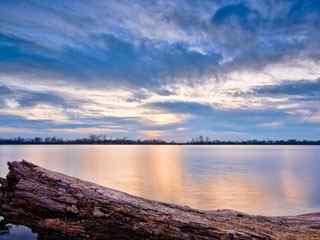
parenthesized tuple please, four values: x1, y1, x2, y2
(0, 0, 320, 140)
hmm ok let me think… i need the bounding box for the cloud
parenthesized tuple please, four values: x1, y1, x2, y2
(208, 0, 320, 71)
(147, 100, 291, 128)
(148, 101, 214, 115)
(0, 33, 222, 89)
(0, 85, 13, 107)
(0, 0, 320, 139)
(253, 79, 320, 98)
(212, 3, 261, 31)
(308, 112, 320, 123)
(0, 84, 68, 108)
(0, 85, 13, 95)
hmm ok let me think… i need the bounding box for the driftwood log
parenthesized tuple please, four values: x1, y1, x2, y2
(0, 161, 319, 240)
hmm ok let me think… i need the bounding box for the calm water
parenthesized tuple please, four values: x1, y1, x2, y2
(0, 145, 320, 239)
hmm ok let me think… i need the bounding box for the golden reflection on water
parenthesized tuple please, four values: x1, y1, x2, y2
(0, 145, 319, 216)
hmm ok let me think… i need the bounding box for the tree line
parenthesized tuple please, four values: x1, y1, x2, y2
(0, 135, 320, 145)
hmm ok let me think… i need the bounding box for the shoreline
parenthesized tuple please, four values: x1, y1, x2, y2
(1, 143, 320, 146)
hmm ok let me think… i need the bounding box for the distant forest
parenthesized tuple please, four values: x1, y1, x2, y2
(0, 135, 320, 145)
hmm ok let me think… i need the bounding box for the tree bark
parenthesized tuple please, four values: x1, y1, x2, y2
(0, 161, 319, 240)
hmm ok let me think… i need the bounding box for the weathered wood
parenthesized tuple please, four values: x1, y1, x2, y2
(0, 161, 319, 240)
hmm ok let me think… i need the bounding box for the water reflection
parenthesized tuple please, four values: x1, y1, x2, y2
(0, 225, 37, 240)
(0, 145, 319, 216)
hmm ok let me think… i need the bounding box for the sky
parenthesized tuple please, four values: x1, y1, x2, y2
(0, 0, 320, 141)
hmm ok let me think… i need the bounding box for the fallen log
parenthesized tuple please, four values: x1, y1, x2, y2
(0, 161, 319, 240)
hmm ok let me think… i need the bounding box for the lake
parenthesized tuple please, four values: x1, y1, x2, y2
(0, 145, 320, 239)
